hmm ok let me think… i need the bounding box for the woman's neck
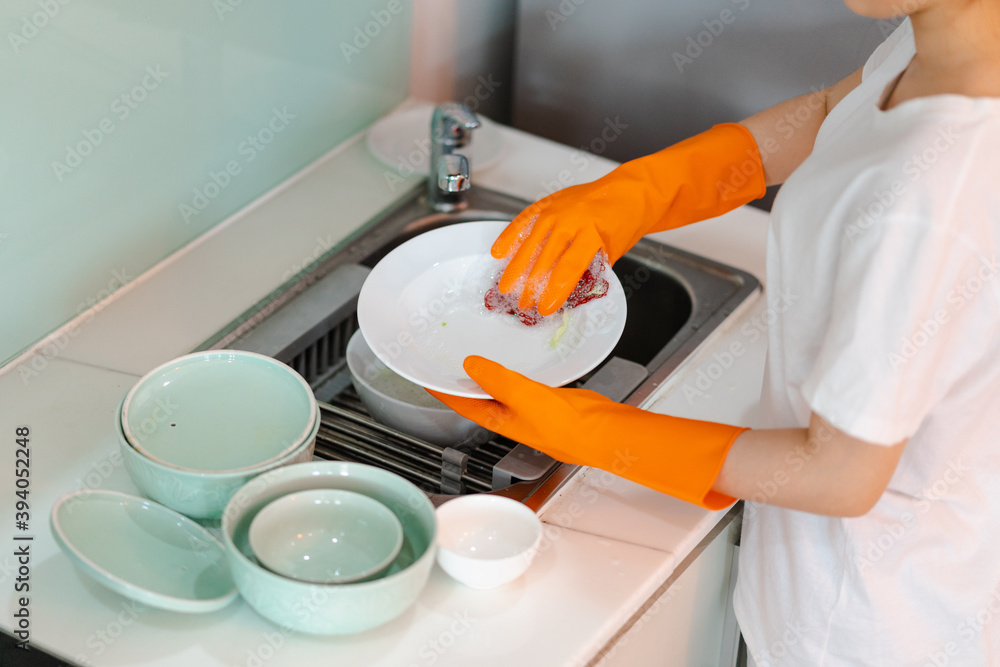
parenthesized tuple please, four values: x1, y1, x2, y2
(898, 2, 1000, 103)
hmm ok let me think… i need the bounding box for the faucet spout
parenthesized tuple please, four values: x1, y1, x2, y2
(437, 154, 471, 193)
(428, 103, 481, 212)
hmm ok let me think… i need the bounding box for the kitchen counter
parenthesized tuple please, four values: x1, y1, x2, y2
(0, 101, 770, 666)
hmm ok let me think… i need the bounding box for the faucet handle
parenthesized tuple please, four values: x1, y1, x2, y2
(431, 103, 481, 146)
(437, 154, 471, 193)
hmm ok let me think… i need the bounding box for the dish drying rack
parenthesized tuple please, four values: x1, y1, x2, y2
(316, 388, 554, 496)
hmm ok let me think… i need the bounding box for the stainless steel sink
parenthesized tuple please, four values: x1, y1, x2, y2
(196, 182, 760, 508)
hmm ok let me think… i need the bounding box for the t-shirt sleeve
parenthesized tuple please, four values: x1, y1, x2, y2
(800, 216, 995, 445)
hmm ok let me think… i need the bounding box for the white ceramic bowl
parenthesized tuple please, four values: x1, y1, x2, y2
(346, 330, 488, 446)
(249, 489, 404, 584)
(122, 351, 317, 473)
(435, 495, 542, 590)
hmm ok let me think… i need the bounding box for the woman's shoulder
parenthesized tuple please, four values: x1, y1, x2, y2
(839, 106, 1000, 243)
(882, 101, 1000, 176)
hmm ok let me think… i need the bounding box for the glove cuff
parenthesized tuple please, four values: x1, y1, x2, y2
(707, 122, 768, 206)
(643, 122, 767, 235)
(593, 410, 748, 510)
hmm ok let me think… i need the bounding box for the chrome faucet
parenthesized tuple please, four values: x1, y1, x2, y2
(427, 102, 481, 212)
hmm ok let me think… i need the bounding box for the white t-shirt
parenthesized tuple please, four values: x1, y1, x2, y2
(734, 19, 1000, 666)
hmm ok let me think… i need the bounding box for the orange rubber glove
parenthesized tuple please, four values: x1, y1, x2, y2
(428, 356, 747, 510)
(495, 123, 766, 315)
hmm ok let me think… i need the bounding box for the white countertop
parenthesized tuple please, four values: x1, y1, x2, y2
(0, 101, 770, 666)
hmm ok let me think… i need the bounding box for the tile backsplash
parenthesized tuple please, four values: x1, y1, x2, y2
(1, 0, 411, 366)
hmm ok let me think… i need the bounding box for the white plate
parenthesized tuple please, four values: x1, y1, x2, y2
(366, 107, 505, 174)
(357, 221, 626, 398)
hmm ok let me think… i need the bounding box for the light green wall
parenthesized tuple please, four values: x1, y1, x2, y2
(1, 0, 412, 366)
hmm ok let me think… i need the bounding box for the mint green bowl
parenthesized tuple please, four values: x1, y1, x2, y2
(117, 397, 318, 520)
(221, 461, 437, 635)
(122, 351, 317, 473)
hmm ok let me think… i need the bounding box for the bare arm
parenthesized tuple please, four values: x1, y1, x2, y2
(739, 66, 864, 186)
(713, 413, 907, 517)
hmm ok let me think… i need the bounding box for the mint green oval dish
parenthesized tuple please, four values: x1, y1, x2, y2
(50, 490, 237, 613)
(122, 351, 316, 473)
(221, 461, 437, 635)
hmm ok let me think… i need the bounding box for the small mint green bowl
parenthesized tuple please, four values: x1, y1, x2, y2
(117, 396, 318, 520)
(221, 461, 437, 635)
(249, 489, 404, 584)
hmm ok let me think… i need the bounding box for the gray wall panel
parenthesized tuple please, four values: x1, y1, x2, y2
(513, 0, 897, 165)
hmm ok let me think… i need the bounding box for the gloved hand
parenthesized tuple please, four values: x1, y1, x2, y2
(428, 356, 747, 510)
(494, 123, 765, 315)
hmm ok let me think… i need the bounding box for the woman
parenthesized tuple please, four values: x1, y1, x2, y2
(430, 0, 1000, 664)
